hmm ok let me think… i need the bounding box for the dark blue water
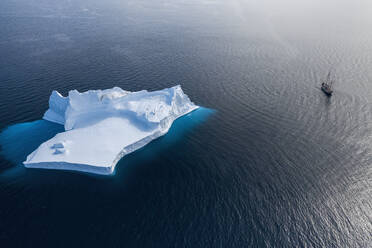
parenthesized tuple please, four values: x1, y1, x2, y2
(0, 0, 371, 247)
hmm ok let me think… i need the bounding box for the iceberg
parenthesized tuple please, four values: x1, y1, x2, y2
(23, 85, 199, 175)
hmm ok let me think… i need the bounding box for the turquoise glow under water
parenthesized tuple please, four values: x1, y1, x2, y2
(0, 107, 214, 174)
(0, 120, 64, 166)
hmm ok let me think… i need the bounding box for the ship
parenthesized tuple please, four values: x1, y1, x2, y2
(321, 71, 334, 96)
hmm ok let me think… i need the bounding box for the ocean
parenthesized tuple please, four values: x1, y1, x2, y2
(0, 0, 371, 247)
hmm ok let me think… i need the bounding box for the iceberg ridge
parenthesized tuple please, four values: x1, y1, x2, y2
(24, 85, 198, 175)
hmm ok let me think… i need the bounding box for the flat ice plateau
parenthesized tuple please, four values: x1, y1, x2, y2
(23, 86, 199, 175)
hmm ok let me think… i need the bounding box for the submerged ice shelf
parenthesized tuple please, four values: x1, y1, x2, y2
(23, 86, 199, 175)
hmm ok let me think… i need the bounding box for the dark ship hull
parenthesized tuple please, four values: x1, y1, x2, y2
(321, 71, 334, 96)
(321, 85, 333, 96)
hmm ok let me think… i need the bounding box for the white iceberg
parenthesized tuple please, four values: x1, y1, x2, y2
(23, 85, 199, 175)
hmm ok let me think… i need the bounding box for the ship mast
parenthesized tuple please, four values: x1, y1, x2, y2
(326, 70, 334, 87)
(326, 71, 331, 84)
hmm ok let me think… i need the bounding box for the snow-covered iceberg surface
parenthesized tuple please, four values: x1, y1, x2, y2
(23, 86, 199, 175)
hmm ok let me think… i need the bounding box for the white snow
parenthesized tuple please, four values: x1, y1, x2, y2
(23, 85, 198, 175)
